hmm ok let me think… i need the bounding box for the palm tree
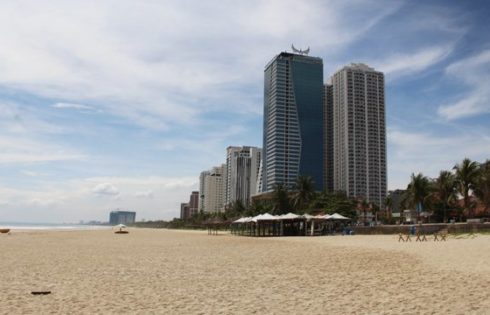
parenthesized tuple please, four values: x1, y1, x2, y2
(359, 199, 370, 225)
(475, 160, 490, 214)
(405, 173, 432, 220)
(291, 176, 315, 212)
(247, 199, 272, 217)
(384, 196, 393, 220)
(371, 203, 380, 224)
(454, 158, 480, 218)
(226, 199, 246, 218)
(434, 170, 457, 223)
(271, 184, 290, 215)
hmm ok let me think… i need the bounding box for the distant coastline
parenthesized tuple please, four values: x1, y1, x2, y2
(0, 222, 111, 231)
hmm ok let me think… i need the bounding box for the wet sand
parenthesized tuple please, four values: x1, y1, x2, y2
(1, 229, 489, 314)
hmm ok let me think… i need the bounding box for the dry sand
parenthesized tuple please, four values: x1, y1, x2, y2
(0, 229, 489, 314)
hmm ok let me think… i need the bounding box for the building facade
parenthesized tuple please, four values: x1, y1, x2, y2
(331, 63, 387, 206)
(199, 164, 226, 213)
(180, 203, 190, 220)
(225, 146, 262, 207)
(180, 191, 199, 220)
(198, 170, 210, 211)
(109, 210, 136, 225)
(323, 83, 334, 192)
(261, 52, 324, 192)
(188, 191, 199, 216)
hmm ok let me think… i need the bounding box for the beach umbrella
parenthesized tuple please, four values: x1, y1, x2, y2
(280, 213, 301, 220)
(329, 213, 350, 220)
(302, 214, 315, 220)
(252, 213, 279, 222)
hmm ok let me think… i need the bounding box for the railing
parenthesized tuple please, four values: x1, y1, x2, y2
(353, 223, 490, 235)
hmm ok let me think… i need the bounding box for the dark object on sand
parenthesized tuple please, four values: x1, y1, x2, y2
(31, 291, 51, 295)
(0, 229, 10, 234)
(114, 224, 129, 234)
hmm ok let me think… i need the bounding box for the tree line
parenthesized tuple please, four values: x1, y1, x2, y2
(395, 158, 490, 222)
(135, 157, 489, 229)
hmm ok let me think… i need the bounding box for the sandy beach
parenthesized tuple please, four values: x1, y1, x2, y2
(1, 229, 489, 314)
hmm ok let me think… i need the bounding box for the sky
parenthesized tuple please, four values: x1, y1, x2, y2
(1, 0, 490, 223)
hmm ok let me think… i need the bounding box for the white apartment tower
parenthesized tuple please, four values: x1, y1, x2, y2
(331, 63, 387, 206)
(225, 146, 262, 207)
(200, 164, 226, 213)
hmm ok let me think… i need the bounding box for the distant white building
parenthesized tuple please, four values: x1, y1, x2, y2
(199, 164, 226, 213)
(225, 146, 261, 207)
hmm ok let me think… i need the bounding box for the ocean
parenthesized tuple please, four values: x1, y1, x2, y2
(0, 222, 112, 230)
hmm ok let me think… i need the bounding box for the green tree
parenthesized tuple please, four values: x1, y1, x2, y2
(225, 199, 246, 219)
(475, 160, 490, 215)
(433, 170, 457, 223)
(454, 158, 480, 218)
(291, 176, 316, 212)
(271, 184, 290, 215)
(359, 199, 369, 225)
(247, 199, 272, 217)
(371, 203, 380, 224)
(316, 191, 357, 219)
(384, 196, 393, 220)
(404, 173, 432, 219)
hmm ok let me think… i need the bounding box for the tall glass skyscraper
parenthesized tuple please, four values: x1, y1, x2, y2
(261, 52, 324, 192)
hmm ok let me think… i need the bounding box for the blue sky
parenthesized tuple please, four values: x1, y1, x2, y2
(1, 0, 490, 222)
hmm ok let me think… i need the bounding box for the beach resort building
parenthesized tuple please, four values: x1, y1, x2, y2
(330, 63, 387, 206)
(109, 210, 136, 225)
(225, 146, 262, 207)
(260, 51, 324, 193)
(199, 164, 226, 213)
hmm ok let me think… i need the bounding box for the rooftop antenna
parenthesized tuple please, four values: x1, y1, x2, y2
(291, 44, 310, 55)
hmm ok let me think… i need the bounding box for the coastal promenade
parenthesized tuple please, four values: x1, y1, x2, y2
(1, 229, 489, 314)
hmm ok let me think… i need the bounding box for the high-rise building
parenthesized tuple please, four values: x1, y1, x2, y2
(198, 170, 210, 211)
(199, 164, 226, 213)
(331, 63, 387, 206)
(225, 146, 262, 207)
(180, 191, 199, 220)
(188, 191, 199, 216)
(180, 203, 190, 220)
(323, 83, 334, 192)
(109, 210, 136, 225)
(261, 51, 324, 192)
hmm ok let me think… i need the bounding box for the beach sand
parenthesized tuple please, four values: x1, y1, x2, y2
(1, 229, 489, 314)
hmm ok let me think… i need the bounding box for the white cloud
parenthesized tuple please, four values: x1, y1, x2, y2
(21, 170, 41, 177)
(0, 135, 85, 164)
(0, 175, 197, 222)
(438, 50, 490, 120)
(0, 102, 63, 134)
(0, 0, 401, 130)
(373, 45, 453, 78)
(92, 183, 119, 196)
(388, 127, 490, 189)
(135, 190, 154, 199)
(52, 102, 92, 110)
